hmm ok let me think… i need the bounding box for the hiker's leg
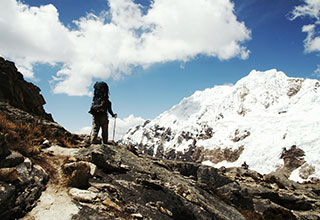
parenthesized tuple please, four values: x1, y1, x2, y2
(91, 115, 100, 144)
(101, 117, 109, 144)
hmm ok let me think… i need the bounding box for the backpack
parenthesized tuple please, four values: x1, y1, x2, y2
(89, 81, 109, 115)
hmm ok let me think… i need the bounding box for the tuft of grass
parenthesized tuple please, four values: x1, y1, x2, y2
(1, 114, 42, 155)
(0, 113, 76, 156)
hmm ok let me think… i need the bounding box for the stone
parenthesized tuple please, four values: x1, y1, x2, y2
(41, 139, 51, 149)
(79, 145, 129, 174)
(69, 188, 98, 202)
(280, 145, 306, 171)
(102, 197, 122, 211)
(130, 213, 143, 219)
(197, 165, 232, 188)
(0, 133, 10, 159)
(16, 160, 33, 183)
(0, 151, 24, 168)
(0, 158, 48, 220)
(0, 168, 19, 182)
(299, 163, 315, 179)
(63, 161, 92, 189)
(264, 171, 302, 190)
(0, 182, 16, 214)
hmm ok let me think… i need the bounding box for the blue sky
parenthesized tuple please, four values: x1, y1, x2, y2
(1, 0, 320, 137)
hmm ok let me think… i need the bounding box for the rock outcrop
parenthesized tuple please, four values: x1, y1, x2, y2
(0, 139, 48, 220)
(0, 57, 53, 121)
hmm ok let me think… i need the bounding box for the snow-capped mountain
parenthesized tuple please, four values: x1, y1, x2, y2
(122, 69, 320, 181)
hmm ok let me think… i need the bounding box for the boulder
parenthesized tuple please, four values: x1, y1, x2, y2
(0, 160, 48, 220)
(68, 188, 98, 202)
(0, 151, 24, 168)
(197, 165, 233, 188)
(63, 161, 95, 189)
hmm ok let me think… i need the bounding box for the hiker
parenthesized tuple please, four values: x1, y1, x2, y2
(89, 81, 117, 144)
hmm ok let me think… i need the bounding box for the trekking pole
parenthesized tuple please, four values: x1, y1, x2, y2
(112, 117, 117, 142)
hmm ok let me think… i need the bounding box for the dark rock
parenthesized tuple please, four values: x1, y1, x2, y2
(0, 182, 16, 215)
(74, 144, 246, 220)
(264, 171, 302, 190)
(0, 151, 24, 168)
(280, 145, 306, 172)
(80, 145, 129, 174)
(169, 161, 200, 178)
(0, 133, 10, 159)
(0, 160, 48, 220)
(197, 165, 233, 188)
(216, 182, 255, 211)
(214, 166, 320, 219)
(0, 57, 53, 121)
(262, 207, 296, 220)
(63, 161, 92, 189)
(0, 167, 19, 182)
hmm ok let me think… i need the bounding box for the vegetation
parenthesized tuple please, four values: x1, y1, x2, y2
(0, 111, 79, 156)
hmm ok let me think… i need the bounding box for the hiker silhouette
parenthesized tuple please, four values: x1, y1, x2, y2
(89, 81, 117, 144)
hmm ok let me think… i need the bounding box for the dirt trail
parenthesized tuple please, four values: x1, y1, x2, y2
(22, 146, 80, 220)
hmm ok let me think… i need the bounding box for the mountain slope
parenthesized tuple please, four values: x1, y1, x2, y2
(122, 69, 320, 181)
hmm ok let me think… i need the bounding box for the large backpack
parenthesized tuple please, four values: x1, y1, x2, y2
(89, 81, 109, 115)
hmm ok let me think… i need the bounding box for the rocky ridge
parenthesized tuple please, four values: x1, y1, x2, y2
(0, 57, 53, 121)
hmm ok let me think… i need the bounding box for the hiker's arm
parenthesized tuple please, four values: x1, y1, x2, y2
(107, 100, 116, 117)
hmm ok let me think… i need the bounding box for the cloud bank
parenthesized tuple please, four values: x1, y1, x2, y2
(0, 0, 251, 96)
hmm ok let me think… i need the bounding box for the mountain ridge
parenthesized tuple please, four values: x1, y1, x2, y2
(122, 69, 320, 181)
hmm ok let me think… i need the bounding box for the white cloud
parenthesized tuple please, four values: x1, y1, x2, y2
(77, 114, 145, 141)
(302, 24, 320, 53)
(78, 126, 92, 135)
(0, 0, 251, 95)
(291, 0, 320, 54)
(113, 115, 145, 140)
(0, 0, 74, 78)
(291, 0, 320, 20)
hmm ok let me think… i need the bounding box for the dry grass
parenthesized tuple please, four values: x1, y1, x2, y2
(0, 113, 76, 156)
(0, 114, 42, 155)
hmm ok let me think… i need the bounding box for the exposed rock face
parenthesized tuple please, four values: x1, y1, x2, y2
(73, 144, 246, 220)
(280, 145, 306, 172)
(0, 149, 48, 220)
(0, 57, 53, 121)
